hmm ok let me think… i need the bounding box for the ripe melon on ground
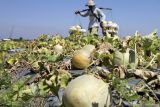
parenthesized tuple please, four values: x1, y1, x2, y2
(63, 75, 111, 107)
(72, 45, 95, 69)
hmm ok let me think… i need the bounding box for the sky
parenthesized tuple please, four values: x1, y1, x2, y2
(0, 0, 160, 39)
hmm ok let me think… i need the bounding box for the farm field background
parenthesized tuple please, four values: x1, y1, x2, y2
(0, 31, 160, 106)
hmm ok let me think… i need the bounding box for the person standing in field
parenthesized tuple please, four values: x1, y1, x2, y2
(75, 0, 106, 36)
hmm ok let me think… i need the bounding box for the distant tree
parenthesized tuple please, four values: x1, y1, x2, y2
(19, 37, 23, 41)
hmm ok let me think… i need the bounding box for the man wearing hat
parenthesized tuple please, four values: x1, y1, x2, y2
(75, 0, 106, 35)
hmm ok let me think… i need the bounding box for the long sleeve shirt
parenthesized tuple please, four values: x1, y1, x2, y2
(80, 8, 106, 29)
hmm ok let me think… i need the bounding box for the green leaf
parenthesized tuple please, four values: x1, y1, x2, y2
(38, 79, 49, 96)
(30, 83, 38, 95)
(6, 57, 18, 66)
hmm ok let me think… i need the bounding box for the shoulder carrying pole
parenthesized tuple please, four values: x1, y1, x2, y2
(78, 7, 112, 13)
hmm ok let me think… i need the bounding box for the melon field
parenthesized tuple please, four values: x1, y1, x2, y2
(0, 31, 160, 107)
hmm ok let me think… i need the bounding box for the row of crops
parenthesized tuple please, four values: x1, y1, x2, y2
(0, 30, 160, 107)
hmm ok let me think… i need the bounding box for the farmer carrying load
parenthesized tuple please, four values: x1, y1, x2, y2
(75, 0, 106, 36)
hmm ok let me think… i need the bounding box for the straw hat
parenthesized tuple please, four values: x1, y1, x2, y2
(86, 0, 95, 6)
